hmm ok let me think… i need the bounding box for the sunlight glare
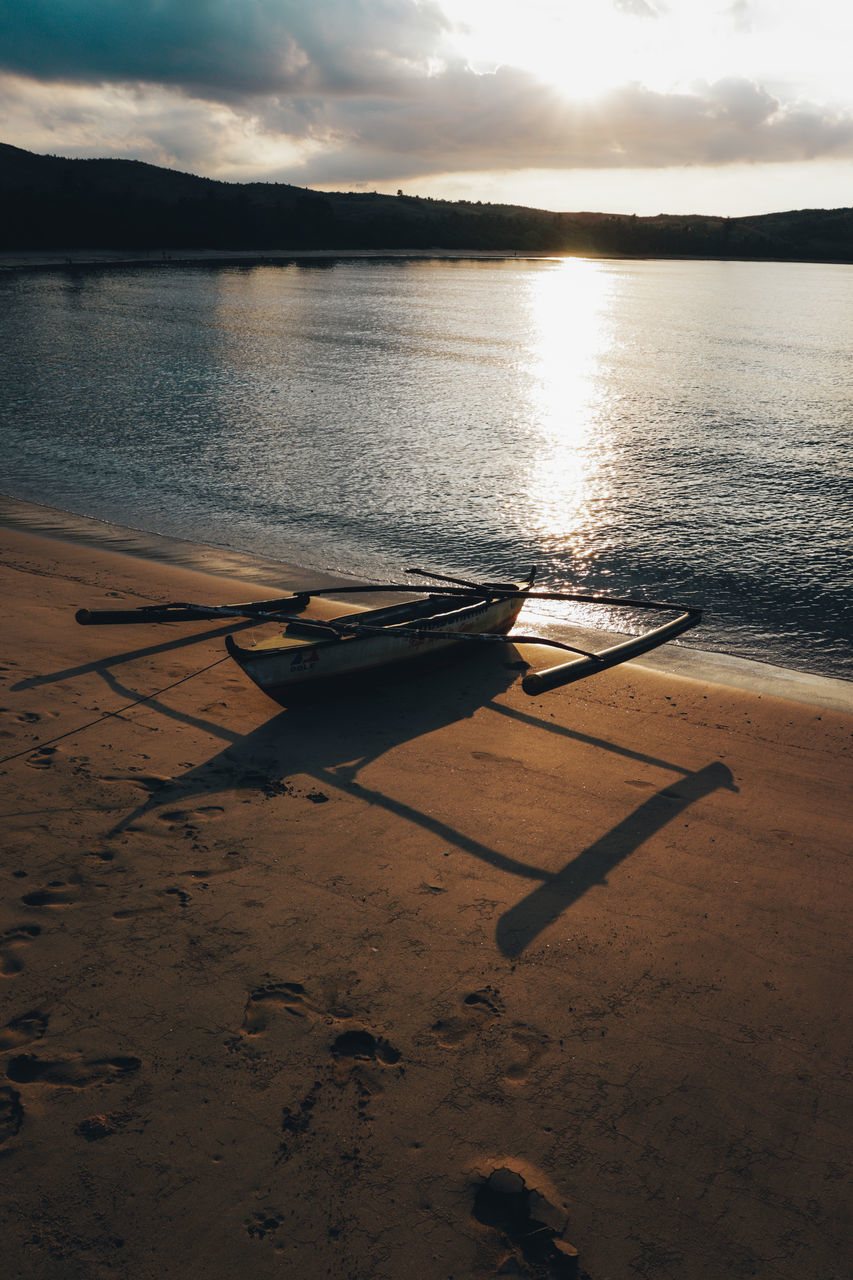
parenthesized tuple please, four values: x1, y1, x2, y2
(447, 0, 682, 99)
(443, 0, 853, 103)
(510, 259, 617, 568)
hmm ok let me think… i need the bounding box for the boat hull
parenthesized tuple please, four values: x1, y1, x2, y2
(225, 590, 527, 708)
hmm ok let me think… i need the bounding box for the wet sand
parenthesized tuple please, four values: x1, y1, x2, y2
(1, 523, 851, 1279)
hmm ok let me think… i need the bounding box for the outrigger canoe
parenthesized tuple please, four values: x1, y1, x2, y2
(75, 566, 702, 707)
(224, 573, 534, 706)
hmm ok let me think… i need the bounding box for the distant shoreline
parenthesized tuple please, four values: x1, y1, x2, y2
(4, 247, 853, 272)
(2, 248, 548, 271)
(5, 146, 852, 268)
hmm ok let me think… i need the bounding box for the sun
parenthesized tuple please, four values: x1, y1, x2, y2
(444, 0, 675, 101)
(441, 0, 795, 104)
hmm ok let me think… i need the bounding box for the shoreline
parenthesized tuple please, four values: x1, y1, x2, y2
(2, 491, 850, 713)
(5, 248, 853, 273)
(1, 519, 850, 1279)
(3, 248, 559, 273)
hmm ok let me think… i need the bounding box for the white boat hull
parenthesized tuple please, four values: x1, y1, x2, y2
(225, 590, 527, 707)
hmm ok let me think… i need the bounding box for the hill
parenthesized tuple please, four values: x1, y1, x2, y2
(2, 143, 852, 261)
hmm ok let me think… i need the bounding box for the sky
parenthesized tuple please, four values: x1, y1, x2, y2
(1, 0, 852, 216)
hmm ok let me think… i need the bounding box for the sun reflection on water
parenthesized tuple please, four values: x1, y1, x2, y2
(509, 258, 618, 574)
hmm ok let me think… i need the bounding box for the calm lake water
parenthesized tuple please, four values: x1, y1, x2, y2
(1, 257, 850, 678)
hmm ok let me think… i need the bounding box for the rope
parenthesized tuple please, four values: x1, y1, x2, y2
(0, 654, 231, 767)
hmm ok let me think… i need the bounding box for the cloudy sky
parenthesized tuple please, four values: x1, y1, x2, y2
(1, 0, 852, 215)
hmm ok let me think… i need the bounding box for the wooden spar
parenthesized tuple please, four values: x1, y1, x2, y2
(75, 597, 310, 625)
(404, 566, 534, 592)
(76, 583, 697, 626)
(76, 605, 236, 625)
(522, 606, 702, 694)
(276, 606, 702, 669)
(74, 586, 485, 626)
(226, 619, 600, 659)
(74, 571, 536, 626)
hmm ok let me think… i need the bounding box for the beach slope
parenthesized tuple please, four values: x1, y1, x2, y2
(1, 526, 850, 1280)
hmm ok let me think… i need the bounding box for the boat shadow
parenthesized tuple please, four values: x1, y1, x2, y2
(108, 647, 529, 842)
(494, 759, 737, 956)
(11, 619, 257, 692)
(107, 647, 737, 957)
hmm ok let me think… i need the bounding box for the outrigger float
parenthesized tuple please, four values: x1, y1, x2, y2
(75, 567, 702, 708)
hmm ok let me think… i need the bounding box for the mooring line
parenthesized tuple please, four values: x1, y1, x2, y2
(0, 654, 231, 767)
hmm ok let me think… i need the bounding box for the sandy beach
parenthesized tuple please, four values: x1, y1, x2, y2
(1, 522, 851, 1280)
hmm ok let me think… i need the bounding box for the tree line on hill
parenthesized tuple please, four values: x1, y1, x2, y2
(2, 143, 852, 263)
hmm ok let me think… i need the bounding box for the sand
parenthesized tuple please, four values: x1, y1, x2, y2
(1, 523, 851, 1280)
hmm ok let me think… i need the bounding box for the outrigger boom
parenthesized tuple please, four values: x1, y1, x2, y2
(75, 568, 702, 704)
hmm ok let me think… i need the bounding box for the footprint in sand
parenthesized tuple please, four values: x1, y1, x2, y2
(6, 1053, 141, 1087)
(330, 1028, 402, 1066)
(180, 866, 232, 881)
(240, 981, 352, 1036)
(111, 905, 164, 921)
(0, 1087, 24, 1145)
(0, 1009, 49, 1052)
(471, 749, 521, 766)
(76, 1111, 137, 1142)
(430, 990, 549, 1084)
(24, 746, 59, 770)
(245, 1211, 284, 1241)
(21, 886, 76, 909)
(111, 884, 191, 920)
(430, 987, 505, 1048)
(329, 1027, 404, 1088)
(471, 1163, 575, 1277)
(0, 924, 42, 977)
(158, 887, 191, 909)
(158, 806, 225, 827)
(502, 1025, 550, 1085)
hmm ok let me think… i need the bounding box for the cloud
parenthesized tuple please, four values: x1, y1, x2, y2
(0, 74, 279, 171)
(0, 0, 449, 97)
(613, 0, 663, 17)
(4, 61, 853, 184)
(1, 0, 852, 188)
(256, 69, 853, 184)
(725, 1, 752, 32)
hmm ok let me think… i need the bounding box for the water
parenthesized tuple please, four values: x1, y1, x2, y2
(0, 257, 850, 679)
